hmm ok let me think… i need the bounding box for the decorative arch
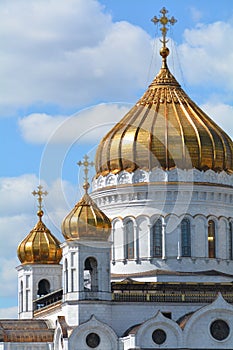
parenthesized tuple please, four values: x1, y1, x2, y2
(181, 218, 191, 257)
(135, 311, 182, 349)
(183, 294, 233, 348)
(68, 315, 118, 350)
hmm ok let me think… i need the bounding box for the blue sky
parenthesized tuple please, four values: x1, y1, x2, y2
(0, 0, 233, 317)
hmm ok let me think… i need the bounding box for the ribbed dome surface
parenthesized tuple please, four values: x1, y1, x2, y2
(17, 210, 62, 265)
(95, 59, 233, 177)
(62, 185, 111, 241)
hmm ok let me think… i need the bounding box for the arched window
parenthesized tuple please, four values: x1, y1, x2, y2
(125, 220, 134, 259)
(229, 222, 233, 260)
(208, 220, 216, 258)
(64, 259, 68, 293)
(152, 219, 162, 257)
(37, 279, 50, 297)
(181, 219, 191, 257)
(84, 257, 98, 292)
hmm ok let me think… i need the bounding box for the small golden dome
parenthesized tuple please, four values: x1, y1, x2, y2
(17, 210, 62, 265)
(62, 182, 111, 241)
(95, 28, 233, 177)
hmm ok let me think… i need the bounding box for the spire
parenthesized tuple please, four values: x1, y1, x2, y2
(77, 154, 94, 193)
(151, 7, 177, 65)
(32, 185, 48, 220)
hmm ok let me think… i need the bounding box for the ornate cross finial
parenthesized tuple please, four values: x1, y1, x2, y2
(151, 7, 177, 47)
(32, 185, 48, 217)
(77, 155, 94, 193)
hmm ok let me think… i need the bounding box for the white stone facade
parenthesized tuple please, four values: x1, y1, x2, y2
(91, 170, 233, 279)
(16, 264, 62, 319)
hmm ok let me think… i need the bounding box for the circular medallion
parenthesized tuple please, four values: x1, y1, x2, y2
(210, 319, 230, 341)
(86, 333, 100, 348)
(152, 329, 167, 345)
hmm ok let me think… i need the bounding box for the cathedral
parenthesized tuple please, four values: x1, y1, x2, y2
(1, 7, 233, 350)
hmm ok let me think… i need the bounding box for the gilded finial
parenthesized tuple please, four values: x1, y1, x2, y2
(77, 155, 94, 193)
(151, 7, 177, 61)
(32, 185, 48, 219)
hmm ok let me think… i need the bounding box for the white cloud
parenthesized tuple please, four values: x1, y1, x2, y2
(179, 21, 233, 91)
(201, 102, 233, 139)
(0, 174, 38, 215)
(0, 0, 152, 114)
(19, 103, 131, 144)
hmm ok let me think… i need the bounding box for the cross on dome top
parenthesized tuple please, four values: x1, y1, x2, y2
(151, 7, 177, 48)
(77, 154, 94, 193)
(32, 185, 48, 219)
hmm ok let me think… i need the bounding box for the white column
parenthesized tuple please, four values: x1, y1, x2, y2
(135, 224, 140, 262)
(162, 222, 166, 259)
(177, 241, 181, 259)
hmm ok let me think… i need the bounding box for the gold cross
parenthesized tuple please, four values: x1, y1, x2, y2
(32, 185, 48, 211)
(151, 7, 177, 47)
(77, 155, 94, 190)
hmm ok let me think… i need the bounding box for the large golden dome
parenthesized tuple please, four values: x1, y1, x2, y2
(95, 46, 233, 178)
(17, 210, 62, 265)
(62, 183, 111, 241)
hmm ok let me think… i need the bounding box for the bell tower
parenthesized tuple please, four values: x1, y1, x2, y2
(61, 155, 112, 324)
(16, 186, 62, 319)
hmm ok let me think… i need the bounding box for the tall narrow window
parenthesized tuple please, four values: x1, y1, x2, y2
(26, 290, 29, 312)
(152, 219, 162, 257)
(208, 220, 216, 258)
(64, 259, 68, 293)
(229, 222, 233, 260)
(125, 220, 134, 259)
(20, 281, 23, 312)
(181, 219, 191, 257)
(71, 252, 76, 292)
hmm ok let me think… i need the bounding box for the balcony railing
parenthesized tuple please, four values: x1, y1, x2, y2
(112, 292, 233, 303)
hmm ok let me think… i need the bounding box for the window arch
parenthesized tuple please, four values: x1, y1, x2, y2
(181, 218, 191, 257)
(208, 220, 216, 258)
(229, 222, 233, 260)
(125, 220, 134, 259)
(84, 257, 98, 292)
(152, 219, 162, 257)
(37, 279, 50, 297)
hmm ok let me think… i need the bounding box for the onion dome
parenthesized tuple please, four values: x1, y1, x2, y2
(17, 209, 62, 265)
(95, 11, 233, 177)
(62, 182, 111, 241)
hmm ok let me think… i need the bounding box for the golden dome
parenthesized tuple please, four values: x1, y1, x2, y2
(95, 41, 233, 178)
(62, 183, 111, 241)
(17, 210, 62, 265)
